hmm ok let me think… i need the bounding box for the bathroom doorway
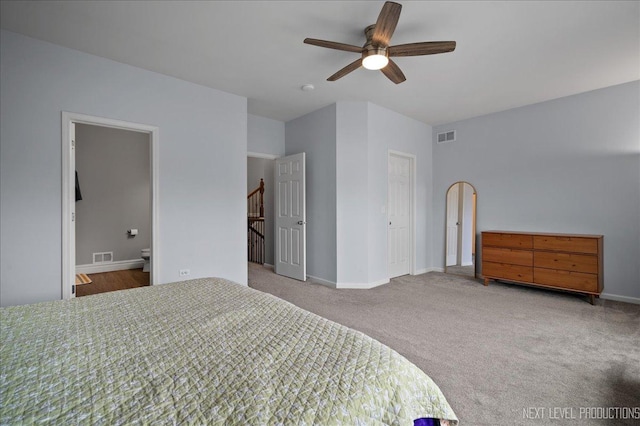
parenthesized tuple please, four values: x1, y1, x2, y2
(62, 113, 159, 300)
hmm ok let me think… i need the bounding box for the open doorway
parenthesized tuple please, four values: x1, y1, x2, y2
(62, 112, 159, 300)
(74, 124, 151, 296)
(445, 181, 477, 278)
(247, 154, 276, 268)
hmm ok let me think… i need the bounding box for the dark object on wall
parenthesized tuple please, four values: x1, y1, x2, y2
(75, 171, 82, 201)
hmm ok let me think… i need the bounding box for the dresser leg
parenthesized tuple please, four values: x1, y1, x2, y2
(588, 294, 595, 305)
(483, 278, 490, 286)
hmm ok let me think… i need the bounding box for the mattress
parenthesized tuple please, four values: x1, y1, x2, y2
(1, 277, 458, 425)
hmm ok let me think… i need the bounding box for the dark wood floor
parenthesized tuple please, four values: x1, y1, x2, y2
(76, 268, 150, 297)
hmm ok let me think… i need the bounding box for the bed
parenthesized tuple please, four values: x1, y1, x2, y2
(1, 277, 458, 425)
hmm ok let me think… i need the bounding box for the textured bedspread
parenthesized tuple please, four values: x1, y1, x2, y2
(1, 278, 457, 425)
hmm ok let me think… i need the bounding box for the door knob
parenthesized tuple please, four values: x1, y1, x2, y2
(297, 221, 306, 225)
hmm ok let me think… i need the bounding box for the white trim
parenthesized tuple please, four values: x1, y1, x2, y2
(337, 279, 389, 289)
(263, 263, 275, 269)
(62, 112, 160, 300)
(307, 274, 336, 288)
(62, 114, 73, 300)
(387, 150, 417, 278)
(247, 151, 278, 160)
(76, 259, 145, 274)
(600, 293, 640, 305)
(416, 267, 444, 274)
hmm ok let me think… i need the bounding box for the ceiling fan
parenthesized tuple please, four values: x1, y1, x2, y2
(304, 1, 456, 84)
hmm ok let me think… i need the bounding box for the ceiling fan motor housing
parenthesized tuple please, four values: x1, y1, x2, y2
(362, 24, 389, 69)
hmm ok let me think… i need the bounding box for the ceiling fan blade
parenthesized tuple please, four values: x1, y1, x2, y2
(327, 58, 362, 81)
(304, 38, 363, 53)
(381, 59, 406, 84)
(389, 41, 456, 57)
(372, 1, 402, 46)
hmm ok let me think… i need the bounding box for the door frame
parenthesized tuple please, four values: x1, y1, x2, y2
(61, 112, 160, 300)
(387, 150, 416, 278)
(444, 181, 478, 275)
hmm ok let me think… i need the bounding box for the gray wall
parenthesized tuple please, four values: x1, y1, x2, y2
(248, 114, 285, 157)
(433, 81, 640, 300)
(247, 157, 275, 265)
(0, 30, 248, 307)
(75, 124, 150, 265)
(285, 104, 337, 283)
(336, 102, 370, 284)
(286, 101, 433, 287)
(367, 103, 433, 281)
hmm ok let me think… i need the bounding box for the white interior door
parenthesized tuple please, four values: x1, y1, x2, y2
(460, 183, 474, 266)
(275, 153, 306, 281)
(388, 153, 411, 278)
(446, 183, 459, 266)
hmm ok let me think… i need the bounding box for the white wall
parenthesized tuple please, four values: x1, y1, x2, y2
(285, 104, 337, 284)
(0, 30, 248, 307)
(248, 114, 285, 157)
(432, 81, 640, 301)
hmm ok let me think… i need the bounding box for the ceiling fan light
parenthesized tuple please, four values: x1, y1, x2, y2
(362, 54, 389, 70)
(362, 45, 389, 70)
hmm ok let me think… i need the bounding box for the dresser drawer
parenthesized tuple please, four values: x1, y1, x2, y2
(534, 252, 597, 274)
(483, 261, 533, 282)
(483, 233, 533, 249)
(533, 235, 598, 254)
(483, 247, 533, 267)
(533, 268, 598, 292)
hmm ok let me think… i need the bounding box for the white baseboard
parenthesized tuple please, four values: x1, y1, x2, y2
(306, 274, 337, 288)
(337, 279, 389, 289)
(415, 267, 444, 274)
(600, 293, 640, 305)
(263, 263, 274, 270)
(76, 259, 144, 274)
(308, 275, 391, 290)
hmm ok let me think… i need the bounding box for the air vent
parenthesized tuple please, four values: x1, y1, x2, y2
(437, 130, 456, 144)
(93, 252, 113, 264)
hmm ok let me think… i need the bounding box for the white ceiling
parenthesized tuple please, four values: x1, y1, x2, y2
(1, 1, 638, 126)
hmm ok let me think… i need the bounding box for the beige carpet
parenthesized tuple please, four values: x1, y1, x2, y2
(248, 263, 640, 425)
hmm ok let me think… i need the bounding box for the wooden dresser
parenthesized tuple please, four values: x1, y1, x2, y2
(481, 231, 603, 304)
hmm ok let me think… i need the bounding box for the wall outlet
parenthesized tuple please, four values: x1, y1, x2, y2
(179, 269, 190, 277)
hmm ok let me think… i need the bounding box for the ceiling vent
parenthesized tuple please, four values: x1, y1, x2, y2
(437, 130, 456, 144)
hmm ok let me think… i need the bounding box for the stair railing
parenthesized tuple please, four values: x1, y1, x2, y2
(247, 179, 265, 264)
